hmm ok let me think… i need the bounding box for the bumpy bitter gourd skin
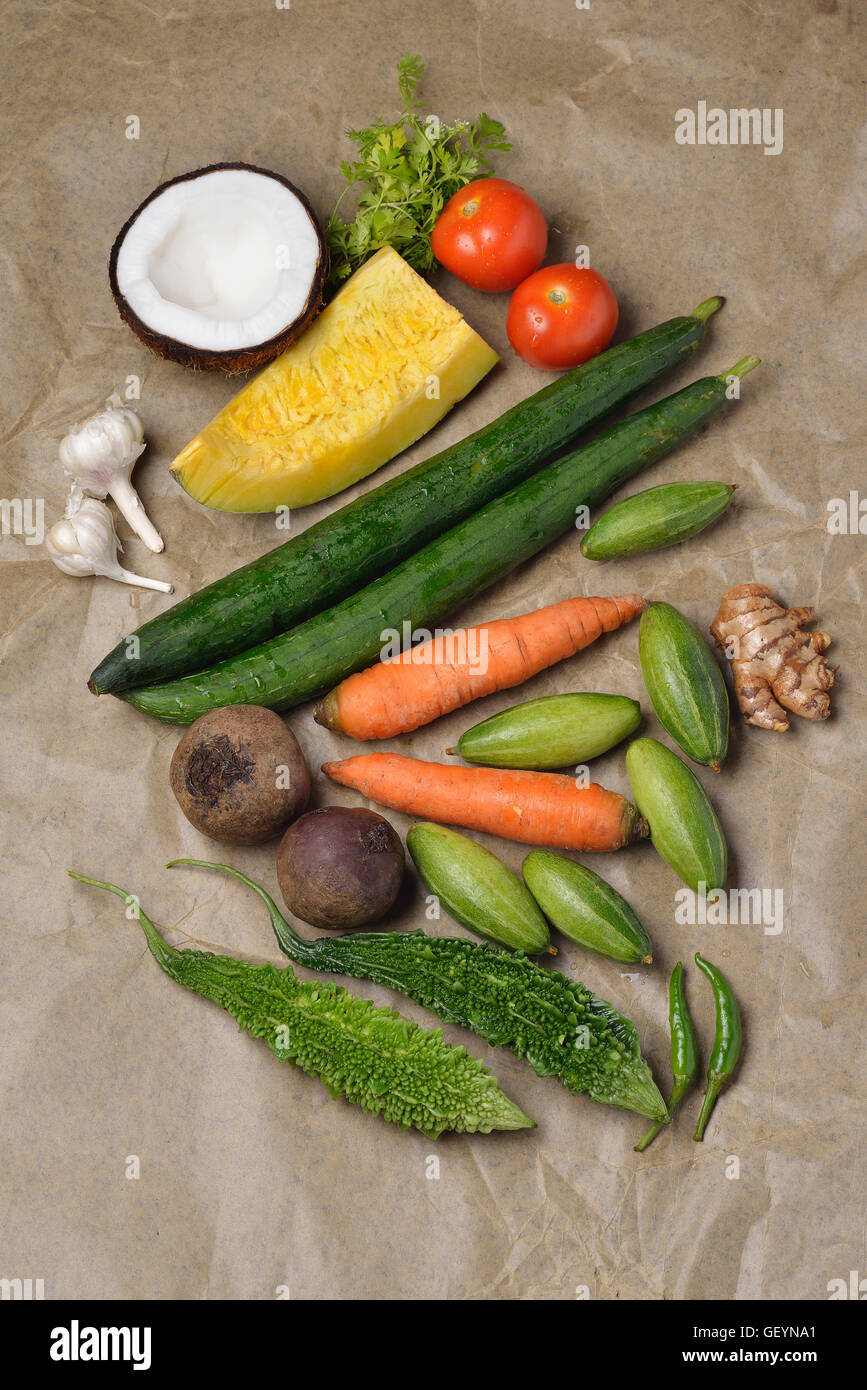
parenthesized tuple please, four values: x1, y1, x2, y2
(68, 873, 533, 1140)
(173, 860, 668, 1122)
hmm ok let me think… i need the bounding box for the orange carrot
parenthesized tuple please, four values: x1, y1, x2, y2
(314, 593, 646, 740)
(322, 754, 647, 852)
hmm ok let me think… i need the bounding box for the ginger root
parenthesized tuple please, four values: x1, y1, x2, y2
(710, 583, 835, 731)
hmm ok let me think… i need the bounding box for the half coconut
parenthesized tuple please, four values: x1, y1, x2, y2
(109, 163, 327, 373)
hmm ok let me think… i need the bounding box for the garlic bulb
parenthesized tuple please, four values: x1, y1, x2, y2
(59, 407, 164, 553)
(45, 498, 172, 592)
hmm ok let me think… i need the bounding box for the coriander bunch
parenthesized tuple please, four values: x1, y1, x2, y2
(325, 54, 511, 292)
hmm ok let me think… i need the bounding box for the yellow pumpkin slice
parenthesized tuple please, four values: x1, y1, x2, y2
(170, 246, 498, 512)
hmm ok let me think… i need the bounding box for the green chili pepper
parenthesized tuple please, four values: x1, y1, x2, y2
(693, 952, 742, 1141)
(635, 961, 697, 1151)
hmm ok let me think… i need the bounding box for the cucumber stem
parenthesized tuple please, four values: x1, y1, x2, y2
(724, 355, 761, 380)
(690, 295, 725, 322)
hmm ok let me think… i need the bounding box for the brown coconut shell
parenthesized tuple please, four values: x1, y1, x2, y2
(108, 162, 328, 375)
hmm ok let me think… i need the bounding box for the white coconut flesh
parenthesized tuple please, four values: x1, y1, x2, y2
(115, 168, 323, 352)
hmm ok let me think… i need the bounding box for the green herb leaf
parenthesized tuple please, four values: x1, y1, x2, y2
(325, 54, 511, 291)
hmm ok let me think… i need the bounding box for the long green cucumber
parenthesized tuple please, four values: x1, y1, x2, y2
(122, 357, 759, 724)
(522, 850, 653, 963)
(454, 692, 641, 769)
(169, 858, 669, 1121)
(625, 737, 727, 894)
(406, 822, 551, 954)
(90, 299, 724, 695)
(638, 602, 730, 769)
(69, 871, 531, 1139)
(581, 481, 735, 559)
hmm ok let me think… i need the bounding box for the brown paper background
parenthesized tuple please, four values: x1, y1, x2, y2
(1, 0, 864, 1301)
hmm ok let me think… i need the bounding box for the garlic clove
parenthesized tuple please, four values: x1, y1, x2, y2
(45, 498, 172, 592)
(45, 516, 99, 576)
(59, 406, 164, 553)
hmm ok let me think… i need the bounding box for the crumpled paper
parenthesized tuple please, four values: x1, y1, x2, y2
(1, 0, 864, 1301)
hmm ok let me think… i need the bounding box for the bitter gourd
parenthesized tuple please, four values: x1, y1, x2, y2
(170, 859, 668, 1122)
(68, 872, 534, 1140)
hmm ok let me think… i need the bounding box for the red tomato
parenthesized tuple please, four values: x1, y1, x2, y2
(431, 178, 548, 293)
(506, 265, 619, 370)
